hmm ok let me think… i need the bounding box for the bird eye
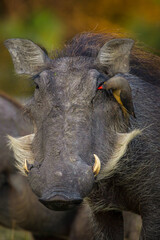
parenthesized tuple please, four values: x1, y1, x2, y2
(97, 74, 108, 89)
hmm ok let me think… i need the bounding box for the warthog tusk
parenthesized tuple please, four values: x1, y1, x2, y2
(93, 154, 101, 176)
(24, 159, 29, 174)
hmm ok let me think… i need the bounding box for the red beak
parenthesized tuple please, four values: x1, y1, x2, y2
(97, 85, 103, 90)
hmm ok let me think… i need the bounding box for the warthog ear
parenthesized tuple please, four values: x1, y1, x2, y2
(8, 134, 35, 175)
(4, 39, 51, 75)
(96, 38, 134, 76)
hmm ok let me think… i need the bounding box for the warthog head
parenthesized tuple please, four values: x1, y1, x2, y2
(5, 34, 140, 210)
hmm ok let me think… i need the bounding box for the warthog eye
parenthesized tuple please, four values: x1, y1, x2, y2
(34, 82, 39, 89)
(32, 74, 40, 89)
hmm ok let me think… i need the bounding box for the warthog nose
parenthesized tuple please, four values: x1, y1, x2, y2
(39, 195, 83, 211)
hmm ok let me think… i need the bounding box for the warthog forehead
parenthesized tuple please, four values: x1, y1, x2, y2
(51, 56, 93, 72)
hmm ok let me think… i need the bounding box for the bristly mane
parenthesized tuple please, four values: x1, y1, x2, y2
(52, 33, 160, 87)
(52, 33, 115, 58)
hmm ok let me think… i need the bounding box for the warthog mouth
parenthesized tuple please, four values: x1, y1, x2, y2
(39, 194, 83, 211)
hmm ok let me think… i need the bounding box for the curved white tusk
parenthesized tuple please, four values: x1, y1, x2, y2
(93, 154, 101, 177)
(24, 159, 29, 174)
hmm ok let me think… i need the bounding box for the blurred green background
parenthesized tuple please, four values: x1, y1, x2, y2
(0, 0, 160, 97)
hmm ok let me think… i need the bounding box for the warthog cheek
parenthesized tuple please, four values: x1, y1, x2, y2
(7, 134, 35, 175)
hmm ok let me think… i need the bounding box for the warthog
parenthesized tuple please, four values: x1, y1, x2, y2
(5, 33, 159, 239)
(0, 93, 77, 240)
(0, 93, 141, 240)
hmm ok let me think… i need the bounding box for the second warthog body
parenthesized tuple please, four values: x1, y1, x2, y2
(0, 93, 77, 239)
